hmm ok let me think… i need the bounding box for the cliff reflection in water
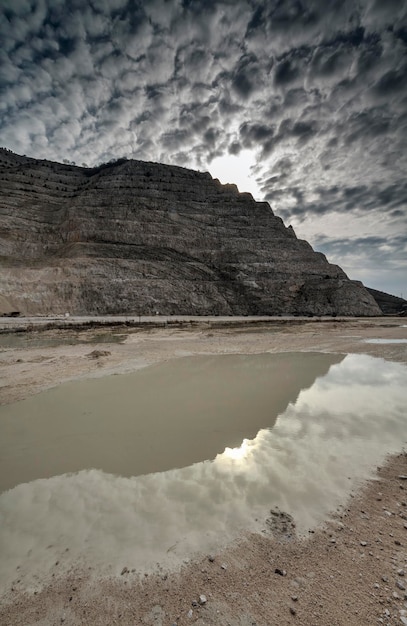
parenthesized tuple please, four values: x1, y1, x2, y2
(0, 352, 341, 492)
(0, 353, 406, 591)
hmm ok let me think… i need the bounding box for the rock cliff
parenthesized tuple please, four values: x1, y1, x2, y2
(0, 148, 380, 316)
(367, 288, 407, 316)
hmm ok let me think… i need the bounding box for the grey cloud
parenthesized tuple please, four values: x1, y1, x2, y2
(239, 122, 275, 146)
(267, 179, 407, 221)
(342, 107, 392, 145)
(231, 53, 264, 99)
(228, 141, 241, 155)
(373, 64, 407, 95)
(315, 234, 407, 267)
(283, 87, 309, 107)
(274, 57, 301, 85)
(270, 117, 320, 149)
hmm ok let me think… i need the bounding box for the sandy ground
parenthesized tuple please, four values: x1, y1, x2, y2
(0, 317, 406, 625)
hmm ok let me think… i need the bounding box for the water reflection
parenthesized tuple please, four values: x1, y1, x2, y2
(363, 338, 407, 344)
(0, 352, 341, 492)
(0, 353, 406, 592)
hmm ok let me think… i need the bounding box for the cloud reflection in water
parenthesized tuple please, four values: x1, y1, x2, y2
(0, 353, 406, 592)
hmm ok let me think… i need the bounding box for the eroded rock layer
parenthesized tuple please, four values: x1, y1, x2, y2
(0, 149, 380, 316)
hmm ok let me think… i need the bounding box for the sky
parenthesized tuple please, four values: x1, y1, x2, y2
(1, 0, 406, 296)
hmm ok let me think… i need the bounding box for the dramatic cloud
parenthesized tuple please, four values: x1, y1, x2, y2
(1, 0, 406, 294)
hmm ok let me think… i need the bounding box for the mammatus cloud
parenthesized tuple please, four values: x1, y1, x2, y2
(1, 0, 406, 293)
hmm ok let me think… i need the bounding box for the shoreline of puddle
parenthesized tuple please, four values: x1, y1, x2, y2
(0, 351, 406, 593)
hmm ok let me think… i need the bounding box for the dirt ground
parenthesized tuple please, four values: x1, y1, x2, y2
(0, 317, 406, 625)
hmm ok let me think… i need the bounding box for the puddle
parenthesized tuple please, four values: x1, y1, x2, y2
(0, 353, 406, 591)
(0, 352, 339, 491)
(363, 338, 407, 344)
(0, 330, 127, 350)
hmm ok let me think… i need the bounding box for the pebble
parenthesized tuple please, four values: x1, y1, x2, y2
(397, 581, 406, 591)
(187, 609, 193, 618)
(374, 583, 380, 589)
(199, 595, 207, 605)
(382, 576, 389, 583)
(398, 569, 405, 577)
(291, 595, 298, 602)
(275, 568, 287, 576)
(360, 541, 367, 547)
(208, 555, 215, 563)
(289, 607, 296, 615)
(120, 567, 128, 576)
(221, 563, 228, 570)
(395, 540, 402, 546)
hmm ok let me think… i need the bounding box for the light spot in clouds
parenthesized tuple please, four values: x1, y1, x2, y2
(209, 149, 261, 197)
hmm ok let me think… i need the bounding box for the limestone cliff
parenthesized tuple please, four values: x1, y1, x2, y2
(0, 148, 380, 316)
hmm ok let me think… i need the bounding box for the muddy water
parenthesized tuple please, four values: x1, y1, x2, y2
(0, 352, 406, 592)
(0, 352, 340, 491)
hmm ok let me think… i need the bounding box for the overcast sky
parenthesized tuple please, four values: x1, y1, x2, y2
(1, 0, 406, 296)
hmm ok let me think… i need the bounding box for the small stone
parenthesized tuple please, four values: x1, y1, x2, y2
(395, 540, 402, 546)
(208, 555, 215, 562)
(360, 541, 367, 547)
(275, 568, 287, 576)
(398, 476, 407, 480)
(392, 592, 400, 599)
(187, 608, 193, 618)
(86, 349, 111, 359)
(120, 567, 128, 575)
(291, 595, 298, 601)
(374, 583, 380, 589)
(199, 594, 207, 605)
(221, 563, 227, 570)
(192, 601, 198, 607)
(398, 569, 405, 576)
(290, 607, 296, 615)
(397, 581, 406, 590)
(382, 575, 389, 583)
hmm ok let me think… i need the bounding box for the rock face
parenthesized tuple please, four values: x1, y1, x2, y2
(367, 288, 407, 316)
(0, 148, 380, 316)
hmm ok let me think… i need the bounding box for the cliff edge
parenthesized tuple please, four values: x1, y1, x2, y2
(0, 149, 380, 316)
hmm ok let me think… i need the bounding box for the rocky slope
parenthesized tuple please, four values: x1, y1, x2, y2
(367, 287, 407, 315)
(0, 148, 380, 316)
